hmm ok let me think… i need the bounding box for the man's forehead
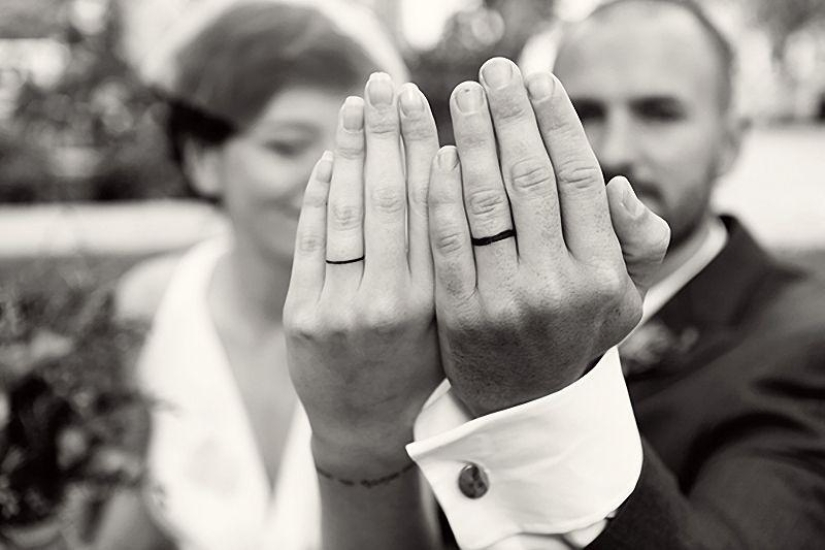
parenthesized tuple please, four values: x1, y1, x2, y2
(554, 2, 723, 100)
(561, 0, 714, 47)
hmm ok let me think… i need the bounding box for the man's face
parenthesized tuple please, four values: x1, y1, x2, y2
(554, 5, 739, 247)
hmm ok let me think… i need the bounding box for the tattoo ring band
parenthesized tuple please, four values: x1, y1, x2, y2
(326, 256, 365, 265)
(471, 229, 516, 247)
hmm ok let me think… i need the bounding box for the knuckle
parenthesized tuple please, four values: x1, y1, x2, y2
(370, 185, 406, 214)
(625, 293, 644, 328)
(492, 94, 528, 122)
(302, 187, 328, 209)
(456, 124, 492, 151)
(295, 232, 325, 256)
(466, 188, 508, 219)
(516, 283, 563, 319)
(642, 229, 671, 264)
(441, 272, 476, 305)
(525, 282, 559, 311)
(402, 118, 436, 142)
(484, 298, 523, 328)
(408, 180, 429, 210)
(627, 216, 670, 264)
(330, 202, 363, 231)
(510, 157, 554, 192)
(440, 303, 483, 334)
(433, 226, 467, 255)
(319, 311, 354, 338)
(362, 298, 403, 334)
(428, 185, 454, 208)
(595, 268, 626, 300)
(284, 310, 319, 340)
(336, 137, 365, 160)
(655, 219, 672, 257)
(366, 112, 399, 136)
(556, 158, 602, 193)
(543, 99, 574, 134)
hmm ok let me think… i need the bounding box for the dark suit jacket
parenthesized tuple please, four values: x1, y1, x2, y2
(589, 217, 825, 549)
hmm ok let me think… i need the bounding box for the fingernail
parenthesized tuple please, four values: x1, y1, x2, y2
(342, 97, 363, 131)
(437, 147, 459, 170)
(455, 84, 483, 113)
(399, 84, 424, 116)
(367, 72, 394, 107)
(526, 73, 555, 101)
(481, 58, 512, 90)
(621, 179, 645, 217)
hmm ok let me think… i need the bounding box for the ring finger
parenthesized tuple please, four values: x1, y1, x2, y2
(450, 82, 518, 287)
(325, 96, 366, 291)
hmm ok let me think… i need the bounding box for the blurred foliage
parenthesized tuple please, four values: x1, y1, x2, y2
(2, 0, 559, 202)
(4, 0, 824, 202)
(0, 0, 67, 39)
(3, 0, 187, 203)
(0, 271, 149, 547)
(0, 130, 54, 203)
(746, 0, 825, 56)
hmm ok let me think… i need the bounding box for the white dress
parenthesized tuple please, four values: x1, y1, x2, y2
(136, 239, 320, 550)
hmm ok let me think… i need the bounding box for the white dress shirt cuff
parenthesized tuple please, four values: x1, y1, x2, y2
(406, 348, 642, 550)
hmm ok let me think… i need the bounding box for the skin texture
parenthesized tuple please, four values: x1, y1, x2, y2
(553, 1, 742, 255)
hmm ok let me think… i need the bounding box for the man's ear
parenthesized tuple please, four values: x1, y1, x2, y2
(181, 140, 224, 200)
(715, 113, 747, 178)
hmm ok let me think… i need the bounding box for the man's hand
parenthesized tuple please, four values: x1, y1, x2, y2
(283, 74, 442, 476)
(428, 58, 669, 416)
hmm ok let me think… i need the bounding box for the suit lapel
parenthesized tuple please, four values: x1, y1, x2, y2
(622, 217, 779, 381)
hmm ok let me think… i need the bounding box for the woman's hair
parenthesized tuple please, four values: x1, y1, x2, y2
(163, 1, 384, 178)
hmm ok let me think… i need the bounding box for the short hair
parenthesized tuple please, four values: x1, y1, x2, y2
(163, 1, 381, 173)
(562, 0, 736, 110)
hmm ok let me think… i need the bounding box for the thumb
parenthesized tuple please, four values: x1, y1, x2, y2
(606, 176, 670, 294)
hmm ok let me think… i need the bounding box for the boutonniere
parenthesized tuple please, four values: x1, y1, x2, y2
(619, 319, 700, 377)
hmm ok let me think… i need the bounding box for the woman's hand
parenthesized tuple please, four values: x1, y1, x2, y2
(284, 73, 442, 478)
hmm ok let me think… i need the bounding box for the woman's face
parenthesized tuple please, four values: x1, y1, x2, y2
(209, 85, 357, 264)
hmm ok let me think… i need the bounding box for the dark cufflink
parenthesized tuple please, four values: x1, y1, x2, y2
(458, 462, 489, 499)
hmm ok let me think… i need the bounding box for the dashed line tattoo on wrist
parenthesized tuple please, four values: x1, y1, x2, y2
(315, 462, 416, 489)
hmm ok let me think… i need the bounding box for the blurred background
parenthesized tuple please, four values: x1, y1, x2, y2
(0, 1, 823, 546)
(0, 0, 824, 286)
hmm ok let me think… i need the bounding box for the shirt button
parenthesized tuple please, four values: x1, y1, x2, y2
(458, 463, 489, 498)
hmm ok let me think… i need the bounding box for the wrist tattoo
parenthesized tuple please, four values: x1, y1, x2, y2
(315, 461, 416, 489)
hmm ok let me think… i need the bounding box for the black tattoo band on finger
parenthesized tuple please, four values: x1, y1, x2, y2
(471, 229, 516, 247)
(326, 255, 365, 265)
(315, 462, 416, 488)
